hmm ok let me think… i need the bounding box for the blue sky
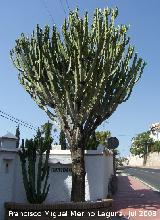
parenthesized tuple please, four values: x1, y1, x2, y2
(0, 0, 159, 156)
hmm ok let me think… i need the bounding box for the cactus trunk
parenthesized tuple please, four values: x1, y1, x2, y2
(71, 136, 86, 202)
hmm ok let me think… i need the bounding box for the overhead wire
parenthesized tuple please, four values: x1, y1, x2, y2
(40, 0, 56, 24)
(59, 0, 67, 17)
(65, 0, 70, 11)
(0, 110, 36, 129)
(0, 110, 37, 131)
(0, 114, 36, 131)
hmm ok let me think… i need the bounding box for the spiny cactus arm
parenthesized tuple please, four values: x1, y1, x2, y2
(45, 66, 76, 123)
(19, 77, 59, 125)
(84, 56, 146, 135)
(122, 59, 146, 102)
(42, 107, 61, 128)
(11, 13, 82, 126)
(42, 26, 71, 97)
(62, 9, 106, 121)
(40, 123, 51, 201)
(60, 129, 67, 149)
(11, 48, 55, 109)
(83, 8, 114, 83)
(41, 158, 49, 181)
(82, 12, 89, 58)
(27, 142, 36, 196)
(63, 10, 97, 108)
(102, 52, 140, 105)
(11, 29, 63, 105)
(41, 145, 51, 181)
(107, 57, 146, 109)
(84, 70, 143, 135)
(43, 34, 76, 123)
(56, 8, 144, 129)
(82, 31, 145, 124)
(62, 16, 81, 113)
(37, 139, 43, 196)
(42, 166, 50, 198)
(46, 39, 75, 121)
(12, 45, 74, 133)
(41, 183, 50, 202)
(19, 148, 34, 202)
(77, 9, 126, 119)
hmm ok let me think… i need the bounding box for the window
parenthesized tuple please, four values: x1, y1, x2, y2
(3, 159, 12, 174)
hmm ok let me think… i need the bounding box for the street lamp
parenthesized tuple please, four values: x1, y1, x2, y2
(107, 137, 119, 176)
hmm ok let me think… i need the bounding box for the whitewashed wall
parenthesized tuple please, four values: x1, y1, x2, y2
(0, 146, 113, 220)
(0, 150, 18, 219)
(128, 152, 160, 167)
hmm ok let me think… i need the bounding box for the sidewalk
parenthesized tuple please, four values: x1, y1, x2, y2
(112, 175, 160, 220)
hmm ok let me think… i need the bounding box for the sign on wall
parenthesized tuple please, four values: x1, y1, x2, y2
(50, 167, 72, 173)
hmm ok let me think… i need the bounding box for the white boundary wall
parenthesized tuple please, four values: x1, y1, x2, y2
(128, 152, 160, 167)
(127, 154, 144, 167)
(0, 147, 113, 220)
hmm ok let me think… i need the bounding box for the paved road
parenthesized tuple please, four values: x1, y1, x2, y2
(122, 167, 160, 191)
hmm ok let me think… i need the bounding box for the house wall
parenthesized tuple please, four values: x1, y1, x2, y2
(12, 154, 27, 203)
(0, 148, 113, 220)
(0, 151, 17, 219)
(1, 139, 17, 149)
(85, 152, 105, 201)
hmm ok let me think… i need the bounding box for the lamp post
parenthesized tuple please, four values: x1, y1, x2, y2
(107, 137, 119, 176)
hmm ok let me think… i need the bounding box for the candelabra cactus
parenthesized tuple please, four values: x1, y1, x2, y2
(19, 122, 53, 204)
(11, 7, 146, 202)
(15, 125, 20, 148)
(59, 129, 67, 150)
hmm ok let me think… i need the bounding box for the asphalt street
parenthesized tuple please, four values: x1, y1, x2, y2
(122, 167, 160, 191)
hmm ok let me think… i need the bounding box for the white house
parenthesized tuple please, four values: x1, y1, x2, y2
(0, 133, 113, 220)
(150, 122, 160, 141)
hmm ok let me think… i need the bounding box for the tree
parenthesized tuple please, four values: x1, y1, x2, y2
(15, 125, 20, 148)
(19, 122, 53, 203)
(86, 131, 99, 150)
(86, 130, 111, 150)
(130, 131, 154, 165)
(96, 131, 111, 146)
(10, 8, 146, 202)
(59, 129, 67, 149)
(116, 156, 129, 167)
